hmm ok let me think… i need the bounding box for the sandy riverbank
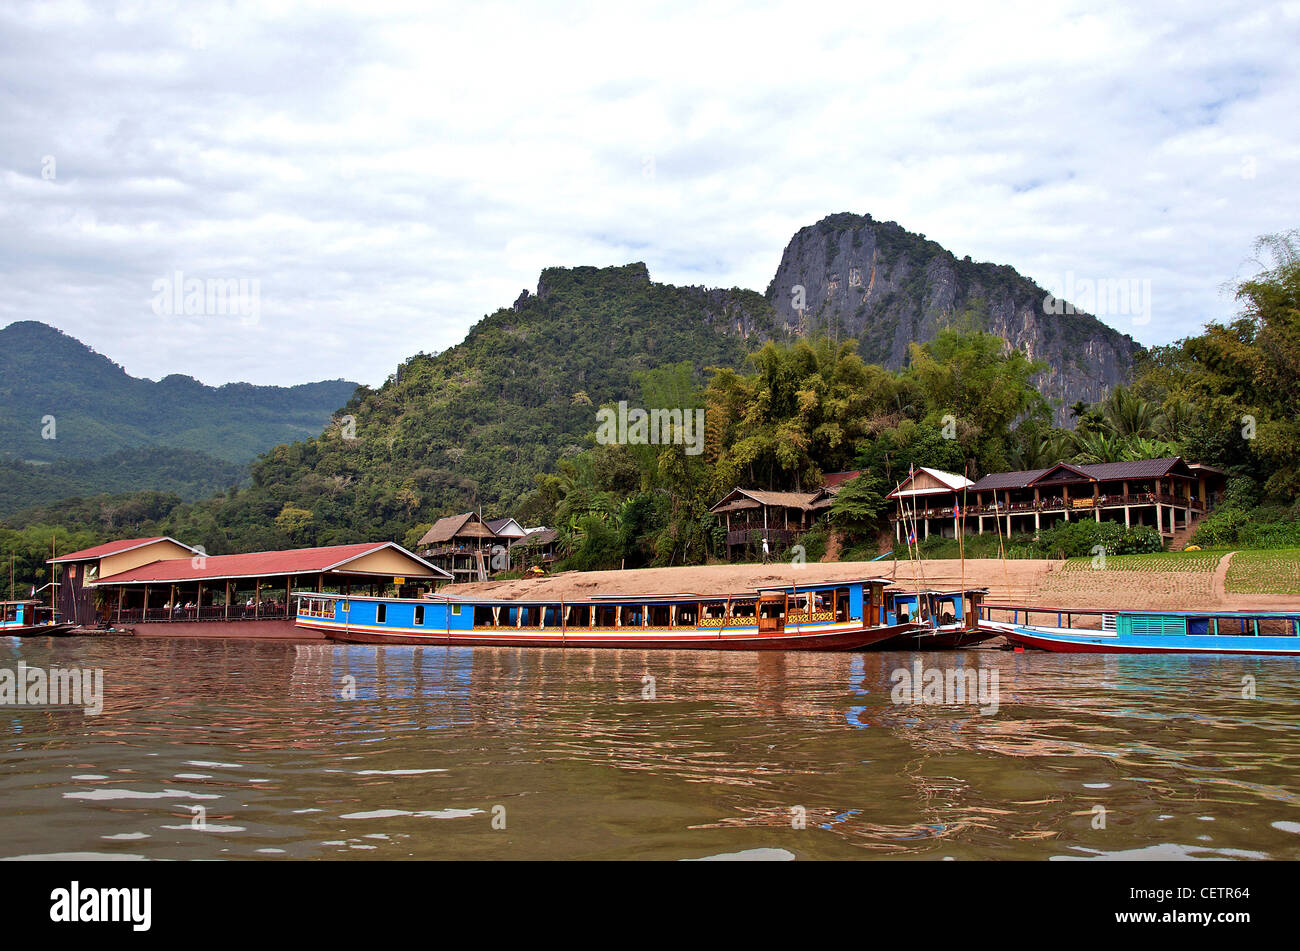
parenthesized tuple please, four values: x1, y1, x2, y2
(443, 554, 1300, 613)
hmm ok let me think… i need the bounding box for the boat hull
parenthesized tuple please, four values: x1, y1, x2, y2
(304, 621, 919, 652)
(1, 623, 78, 637)
(1005, 626, 1300, 656)
(897, 624, 1003, 650)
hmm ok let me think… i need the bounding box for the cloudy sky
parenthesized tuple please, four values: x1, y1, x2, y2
(2, 0, 1297, 388)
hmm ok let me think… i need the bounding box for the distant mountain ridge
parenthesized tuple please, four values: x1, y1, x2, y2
(766, 213, 1140, 419)
(0, 320, 360, 464)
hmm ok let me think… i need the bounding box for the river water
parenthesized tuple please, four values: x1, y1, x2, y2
(2, 636, 1298, 860)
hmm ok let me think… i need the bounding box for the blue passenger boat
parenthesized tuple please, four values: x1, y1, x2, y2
(884, 588, 997, 649)
(293, 574, 920, 651)
(986, 607, 1300, 655)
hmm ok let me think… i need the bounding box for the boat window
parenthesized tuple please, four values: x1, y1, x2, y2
(595, 605, 617, 627)
(814, 591, 831, 612)
(451, 604, 461, 615)
(414, 605, 425, 626)
(1213, 617, 1250, 636)
(376, 603, 387, 624)
(518, 606, 542, 627)
(543, 605, 562, 627)
(569, 605, 591, 627)
(677, 604, 698, 626)
(619, 605, 643, 627)
(936, 599, 957, 625)
(503, 607, 519, 626)
(1187, 617, 1213, 635)
(759, 600, 784, 619)
(1257, 618, 1294, 637)
(730, 600, 756, 620)
(649, 605, 671, 627)
(473, 606, 494, 626)
(836, 588, 849, 622)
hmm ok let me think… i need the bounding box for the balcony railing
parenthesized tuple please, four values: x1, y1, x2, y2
(893, 493, 1205, 521)
(116, 604, 290, 624)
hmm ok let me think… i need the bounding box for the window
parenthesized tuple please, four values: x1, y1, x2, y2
(649, 605, 671, 627)
(1258, 618, 1296, 637)
(451, 604, 461, 615)
(836, 588, 850, 622)
(730, 600, 756, 620)
(474, 606, 494, 626)
(376, 603, 387, 624)
(596, 605, 617, 627)
(414, 605, 425, 625)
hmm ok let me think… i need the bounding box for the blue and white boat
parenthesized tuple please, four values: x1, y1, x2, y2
(986, 608, 1300, 655)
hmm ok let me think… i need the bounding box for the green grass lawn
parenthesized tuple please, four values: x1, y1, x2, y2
(1224, 549, 1300, 595)
(1057, 550, 1226, 573)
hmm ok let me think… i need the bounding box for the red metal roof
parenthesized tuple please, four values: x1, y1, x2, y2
(50, 537, 193, 563)
(823, 470, 862, 488)
(92, 542, 448, 585)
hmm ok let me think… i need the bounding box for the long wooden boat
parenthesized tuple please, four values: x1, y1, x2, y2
(1, 600, 77, 637)
(293, 576, 920, 651)
(883, 588, 999, 649)
(983, 606, 1300, 655)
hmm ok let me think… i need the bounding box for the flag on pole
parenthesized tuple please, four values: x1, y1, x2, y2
(906, 527, 916, 546)
(953, 500, 961, 518)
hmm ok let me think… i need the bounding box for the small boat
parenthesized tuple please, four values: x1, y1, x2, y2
(1, 600, 77, 637)
(989, 607, 1300, 655)
(883, 588, 999, 649)
(293, 576, 921, 651)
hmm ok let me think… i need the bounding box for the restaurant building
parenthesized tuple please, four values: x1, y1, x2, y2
(887, 456, 1228, 543)
(50, 538, 450, 638)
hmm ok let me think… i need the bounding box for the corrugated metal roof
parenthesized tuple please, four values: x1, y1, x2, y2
(49, 537, 194, 563)
(92, 542, 448, 584)
(969, 457, 1187, 491)
(968, 467, 1048, 491)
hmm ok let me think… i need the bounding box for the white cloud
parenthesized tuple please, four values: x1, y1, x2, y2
(0, 0, 1296, 386)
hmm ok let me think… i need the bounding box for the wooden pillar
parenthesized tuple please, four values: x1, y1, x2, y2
(255, 578, 261, 618)
(1124, 506, 1131, 528)
(224, 581, 230, 620)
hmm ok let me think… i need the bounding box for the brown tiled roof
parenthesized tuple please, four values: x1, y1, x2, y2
(518, 528, 559, 547)
(969, 457, 1189, 492)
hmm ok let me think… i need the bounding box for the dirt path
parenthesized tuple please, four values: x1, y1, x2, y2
(1211, 550, 1238, 601)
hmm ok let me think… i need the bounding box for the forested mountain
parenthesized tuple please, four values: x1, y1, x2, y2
(0, 448, 246, 518)
(0, 320, 358, 464)
(3, 213, 1168, 558)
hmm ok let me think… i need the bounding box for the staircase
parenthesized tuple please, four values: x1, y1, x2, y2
(1167, 512, 1206, 551)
